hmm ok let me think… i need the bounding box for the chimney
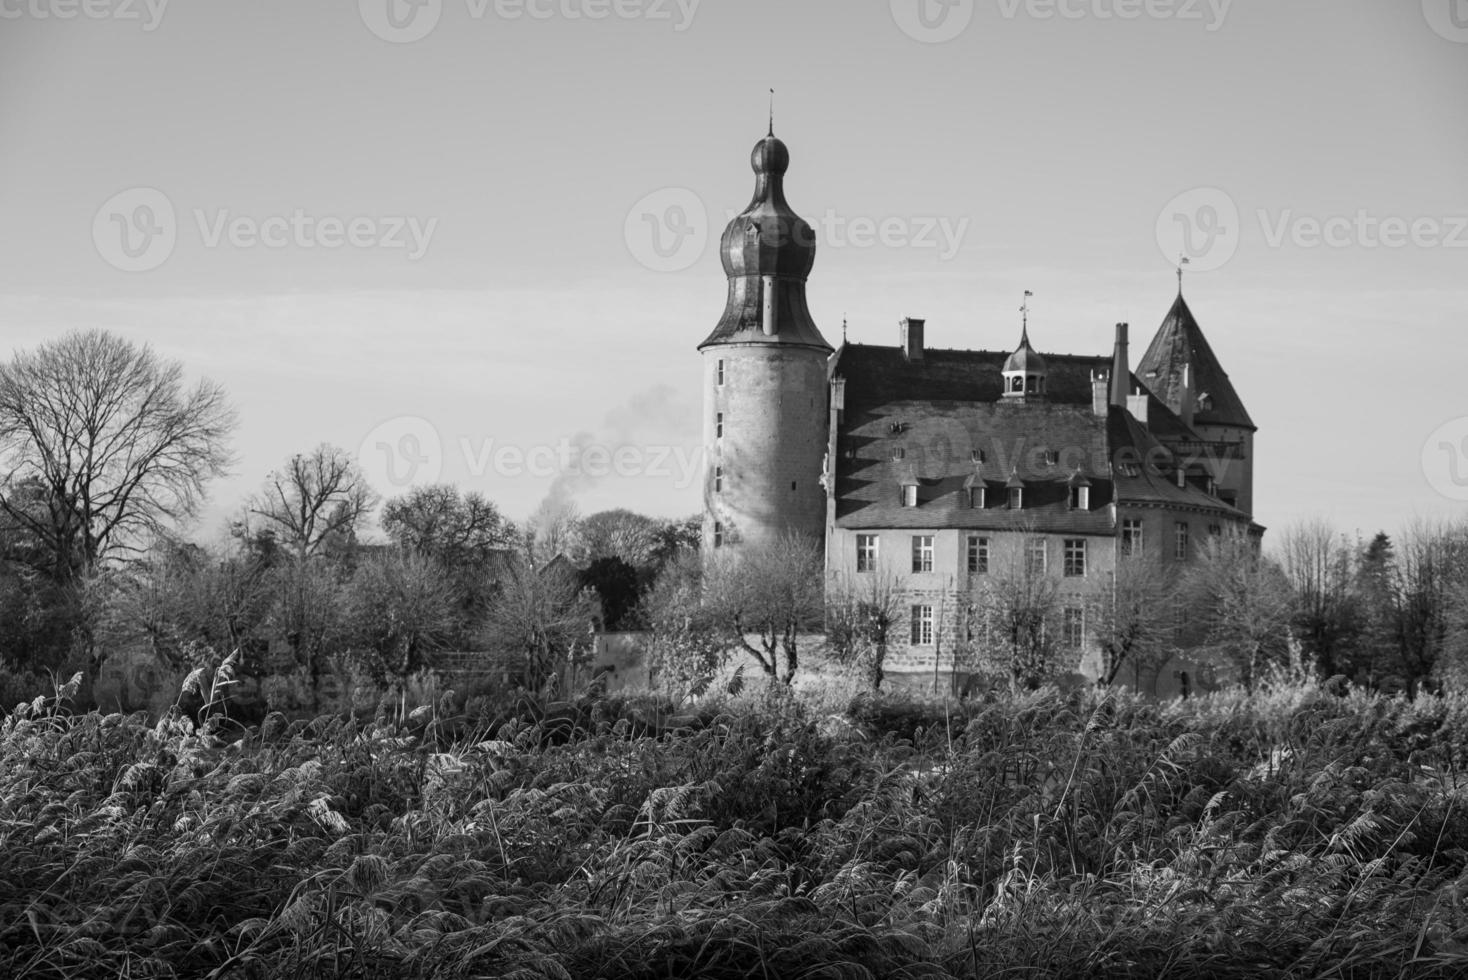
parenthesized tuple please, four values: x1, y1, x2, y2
(900, 318, 925, 362)
(1090, 369, 1109, 417)
(1127, 391, 1150, 429)
(1108, 322, 1129, 408)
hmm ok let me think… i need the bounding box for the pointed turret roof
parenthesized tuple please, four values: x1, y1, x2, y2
(1136, 293, 1254, 430)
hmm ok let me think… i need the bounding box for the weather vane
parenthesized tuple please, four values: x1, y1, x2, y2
(1020, 290, 1033, 334)
(1178, 254, 1190, 292)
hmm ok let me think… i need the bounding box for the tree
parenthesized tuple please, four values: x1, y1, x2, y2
(346, 549, 459, 702)
(0, 329, 234, 584)
(580, 555, 643, 631)
(825, 569, 904, 691)
(640, 546, 724, 688)
(482, 545, 598, 691)
(261, 553, 349, 706)
(1390, 519, 1468, 691)
(574, 509, 661, 567)
(1277, 520, 1363, 678)
(703, 532, 825, 685)
(1088, 556, 1177, 689)
(381, 484, 510, 566)
(969, 537, 1062, 692)
(382, 484, 510, 646)
(245, 445, 377, 561)
(1354, 531, 1399, 684)
(1181, 532, 1293, 692)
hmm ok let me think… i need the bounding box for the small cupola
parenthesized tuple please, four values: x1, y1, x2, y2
(1002, 292, 1047, 399)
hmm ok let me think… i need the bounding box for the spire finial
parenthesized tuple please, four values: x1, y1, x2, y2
(768, 88, 774, 136)
(1020, 290, 1033, 344)
(1177, 254, 1189, 295)
(842, 314, 848, 344)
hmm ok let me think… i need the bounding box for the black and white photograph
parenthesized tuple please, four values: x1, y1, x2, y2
(0, 1, 1466, 976)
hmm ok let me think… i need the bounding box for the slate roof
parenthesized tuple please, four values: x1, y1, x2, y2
(829, 342, 1249, 533)
(1136, 293, 1255, 431)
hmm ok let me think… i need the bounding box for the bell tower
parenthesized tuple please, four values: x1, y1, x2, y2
(697, 127, 833, 553)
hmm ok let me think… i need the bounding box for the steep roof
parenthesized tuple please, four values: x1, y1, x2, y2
(1136, 293, 1254, 431)
(829, 344, 1245, 532)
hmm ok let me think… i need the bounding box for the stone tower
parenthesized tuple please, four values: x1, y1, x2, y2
(697, 129, 833, 553)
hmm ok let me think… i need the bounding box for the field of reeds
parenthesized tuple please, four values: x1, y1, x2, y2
(5, 676, 1468, 979)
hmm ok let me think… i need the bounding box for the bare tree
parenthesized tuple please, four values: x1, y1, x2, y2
(246, 445, 377, 560)
(1390, 519, 1468, 690)
(970, 540, 1061, 692)
(381, 484, 510, 565)
(825, 568, 904, 691)
(482, 544, 598, 691)
(704, 532, 825, 685)
(641, 546, 725, 688)
(0, 330, 235, 583)
(1088, 556, 1177, 688)
(1181, 531, 1293, 692)
(347, 549, 459, 702)
(1276, 519, 1362, 678)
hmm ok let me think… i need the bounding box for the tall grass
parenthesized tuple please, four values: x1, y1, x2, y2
(3, 678, 1468, 977)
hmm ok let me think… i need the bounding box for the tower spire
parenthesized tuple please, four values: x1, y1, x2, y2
(768, 88, 774, 136)
(1019, 290, 1033, 345)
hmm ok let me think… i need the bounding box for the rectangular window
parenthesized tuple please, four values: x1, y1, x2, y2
(1208, 523, 1222, 537)
(715, 412, 724, 439)
(967, 535, 989, 574)
(713, 522, 723, 548)
(968, 486, 986, 509)
(1063, 539, 1087, 577)
(1063, 607, 1085, 650)
(910, 605, 934, 646)
(714, 465, 723, 493)
(1069, 484, 1090, 510)
(856, 534, 879, 573)
(911, 535, 934, 573)
(1008, 486, 1024, 510)
(901, 484, 918, 508)
(1175, 521, 1190, 561)
(1026, 538, 1047, 576)
(1122, 519, 1143, 556)
(716, 359, 725, 385)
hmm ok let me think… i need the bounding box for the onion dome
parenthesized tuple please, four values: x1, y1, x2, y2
(719, 133, 817, 280)
(1002, 327, 1048, 397)
(699, 130, 831, 352)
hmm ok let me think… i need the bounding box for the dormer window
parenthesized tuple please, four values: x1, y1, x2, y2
(968, 486, 986, 509)
(1008, 486, 1023, 509)
(901, 484, 918, 508)
(892, 447, 905, 460)
(1069, 485, 1089, 510)
(971, 449, 985, 463)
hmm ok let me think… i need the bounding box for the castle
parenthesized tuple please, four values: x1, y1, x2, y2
(698, 129, 1259, 695)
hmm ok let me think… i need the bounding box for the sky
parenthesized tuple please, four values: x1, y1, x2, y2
(0, 0, 1465, 546)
